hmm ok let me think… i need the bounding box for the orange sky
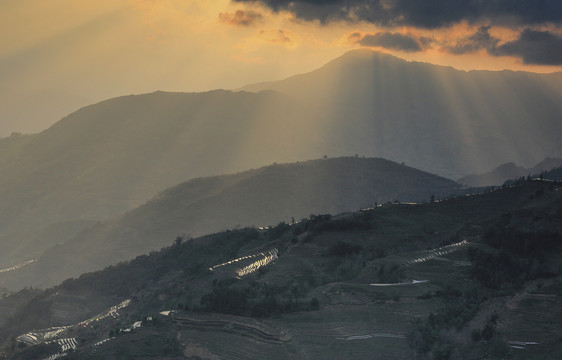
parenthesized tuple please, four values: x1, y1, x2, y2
(1, 0, 561, 137)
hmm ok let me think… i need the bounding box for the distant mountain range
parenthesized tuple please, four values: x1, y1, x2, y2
(0, 157, 460, 289)
(458, 157, 562, 186)
(1, 49, 561, 281)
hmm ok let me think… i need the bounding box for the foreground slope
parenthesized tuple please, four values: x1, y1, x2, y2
(1, 180, 561, 360)
(0, 157, 460, 289)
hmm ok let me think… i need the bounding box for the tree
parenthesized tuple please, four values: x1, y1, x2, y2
(174, 235, 184, 247)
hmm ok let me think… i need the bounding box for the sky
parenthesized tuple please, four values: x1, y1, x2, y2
(1, 0, 562, 137)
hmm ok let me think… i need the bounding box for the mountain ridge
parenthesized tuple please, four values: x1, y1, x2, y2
(241, 50, 562, 179)
(0, 156, 460, 289)
(0, 89, 310, 264)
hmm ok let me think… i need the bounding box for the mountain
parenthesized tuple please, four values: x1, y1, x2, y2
(1, 180, 560, 360)
(0, 157, 460, 289)
(2, 49, 562, 272)
(457, 162, 526, 186)
(243, 49, 562, 179)
(0, 90, 312, 266)
(458, 157, 562, 186)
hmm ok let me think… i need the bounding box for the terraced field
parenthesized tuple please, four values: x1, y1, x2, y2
(267, 300, 430, 360)
(4, 182, 560, 359)
(17, 299, 130, 346)
(173, 313, 288, 344)
(156, 239, 474, 360)
(13, 230, 556, 360)
(209, 249, 279, 279)
(168, 307, 417, 360)
(497, 279, 562, 359)
(177, 328, 292, 360)
(356, 239, 471, 285)
(0, 259, 36, 274)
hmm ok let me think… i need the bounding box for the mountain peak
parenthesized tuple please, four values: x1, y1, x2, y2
(337, 48, 407, 62)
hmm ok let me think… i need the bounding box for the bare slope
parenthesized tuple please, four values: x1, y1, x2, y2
(0, 157, 459, 289)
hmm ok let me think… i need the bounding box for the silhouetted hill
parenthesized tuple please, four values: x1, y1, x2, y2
(458, 157, 562, 186)
(244, 50, 562, 179)
(0, 157, 460, 289)
(2, 180, 560, 360)
(458, 162, 526, 186)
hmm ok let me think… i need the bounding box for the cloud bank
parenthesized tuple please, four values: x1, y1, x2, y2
(491, 29, 562, 65)
(235, 0, 562, 64)
(234, 0, 562, 28)
(355, 32, 422, 52)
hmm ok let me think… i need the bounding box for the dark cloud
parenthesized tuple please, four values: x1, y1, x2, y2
(418, 36, 435, 48)
(219, 10, 263, 26)
(236, 1, 562, 66)
(260, 29, 294, 44)
(445, 25, 499, 54)
(490, 28, 562, 65)
(357, 32, 422, 52)
(233, 0, 562, 29)
(438, 26, 562, 65)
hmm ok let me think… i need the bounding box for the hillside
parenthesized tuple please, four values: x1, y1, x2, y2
(0, 157, 461, 289)
(0, 90, 310, 266)
(1, 180, 560, 360)
(458, 157, 562, 186)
